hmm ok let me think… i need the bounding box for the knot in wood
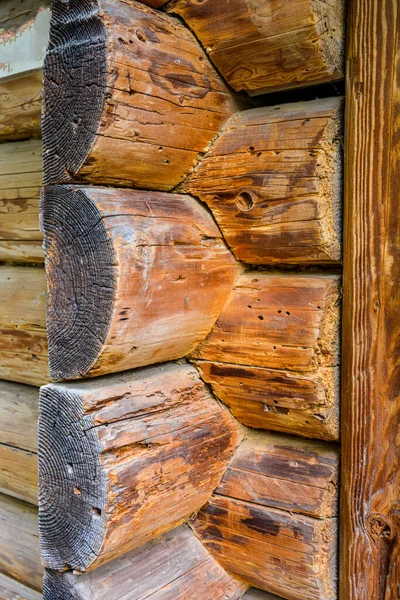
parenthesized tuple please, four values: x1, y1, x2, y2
(366, 512, 395, 542)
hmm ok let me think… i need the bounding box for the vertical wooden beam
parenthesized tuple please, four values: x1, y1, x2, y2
(341, 1, 400, 598)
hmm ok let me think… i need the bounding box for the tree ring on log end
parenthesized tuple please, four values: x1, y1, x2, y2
(39, 385, 107, 572)
(41, 186, 115, 380)
(42, 0, 107, 184)
(44, 570, 77, 600)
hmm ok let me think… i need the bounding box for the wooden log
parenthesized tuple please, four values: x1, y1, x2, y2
(42, 185, 239, 381)
(243, 591, 283, 600)
(39, 363, 241, 572)
(341, 0, 400, 597)
(43, 526, 248, 599)
(182, 98, 344, 265)
(137, 0, 169, 7)
(0, 139, 43, 263)
(0, 573, 42, 600)
(0, 0, 50, 141)
(0, 381, 39, 505)
(167, 0, 345, 95)
(0, 493, 43, 592)
(42, 0, 240, 190)
(192, 433, 339, 600)
(0, 266, 48, 386)
(192, 272, 341, 440)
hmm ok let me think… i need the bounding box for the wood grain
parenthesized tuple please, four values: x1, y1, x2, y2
(0, 573, 42, 600)
(243, 591, 283, 600)
(340, 0, 400, 598)
(182, 97, 343, 265)
(39, 363, 241, 572)
(0, 493, 43, 592)
(42, 0, 240, 189)
(0, 266, 48, 386)
(43, 526, 248, 599)
(192, 272, 341, 440)
(0, 139, 43, 263)
(167, 0, 345, 95)
(42, 185, 239, 381)
(0, 445, 38, 505)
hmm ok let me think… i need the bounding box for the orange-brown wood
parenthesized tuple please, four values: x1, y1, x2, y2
(167, 0, 345, 95)
(42, 186, 239, 381)
(193, 433, 339, 600)
(340, 0, 400, 597)
(0, 140, 43, 263)
(0, 266, 48, 386)
(0, 72, 42, 142)
(192, 272, 341, 440)
(39, 363, 241, 572)
(0, 445, 38, 506)
(43, 526, 248, 600)
(182, 98, 343, 265)
(0, 493, 43, 592)
(43, 0, 241, 189)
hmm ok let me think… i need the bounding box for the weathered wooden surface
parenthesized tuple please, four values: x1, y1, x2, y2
(167, 0, 345, 95)
(43, 0, 240, 189)
(42, 186, 239, 381)
(43, 526, 248, 599)
(243, 591, 283, 600)
(39, 363, 241, 572)
(0, 139, 43, 263)
(0, 0, 50, 141)
(193, 272, 341, 440)
(137, 0, 169, 7)
(0, 445, 38, 505)
(0, 493, 43, 591)
(193, 433, 339, 599)
(0, 266, 48, 386)
(340, 0, 400, 598)
(182, 98, 343, 265)
(0, 573, 42, 600)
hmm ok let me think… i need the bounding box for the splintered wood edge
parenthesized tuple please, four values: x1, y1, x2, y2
(42, 186, 115, 380)
(312, 0, 346, 76)
(42, 0, 107, 184)
(39, 384, 107, 572)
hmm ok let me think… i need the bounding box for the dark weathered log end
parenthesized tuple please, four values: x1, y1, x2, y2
(42, 0, 107, 184)
(39, 384, 106, 572)
(41, 186, 115, 381)
(44, 571, 74, 600)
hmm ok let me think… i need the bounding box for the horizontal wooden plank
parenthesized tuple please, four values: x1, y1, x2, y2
(0, 266, 48, 386)
(167, 0, 345, 95)
(39, 363, 241, 572)
(0, 139, 43, 263)
(192, 272, 341, 440)
(0, 573, 42, 600)
(42, 186, 239, 381)
(43, 526, 247, 599)
(182, 98, 343, 265)
(0, 445, 38, 505)
(0, 493, 43, 591)
(243, 591, 283, 600)
(0, 380, 39, 452)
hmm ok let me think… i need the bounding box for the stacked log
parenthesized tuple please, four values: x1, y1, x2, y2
(0, 573, 42, 600)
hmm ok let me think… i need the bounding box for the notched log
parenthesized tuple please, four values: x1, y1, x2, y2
(167, 0, 346, 95)
(39, 363, 241, 572)
(42, 0, 240, 189)
(182, 98, 344, 265)
(42, 185, 239, 381)
(192, 272, 341, 440)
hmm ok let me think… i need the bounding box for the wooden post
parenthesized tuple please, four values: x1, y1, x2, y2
(167, 0, 345, 95)
(192, 432, 339, 600)
(182, 98, 344, 265)
(42, 185, 239, 381)
(192, 272, 341, 440)
(340, 0, 400, 598)
(42, 0, 241, 190)
(39, 363, 241, 572)
(43, 527, 248, 599)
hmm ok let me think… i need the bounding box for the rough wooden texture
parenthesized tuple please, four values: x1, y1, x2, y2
(167, 0, 345, 95)
(137, 0, 169, 7)
(0, 139, 43, 263)
(0, 493, 43, 592)
(0, 573, 42, 600)
(193, 272, 341, 440)
(42, 0, 240, 189)
(39, 363, 241, 572)
(0, 445, 38, 505)
(0, 266, 48, 386)
(243, 591, 283, 600)
(42, 186, 239, 381)
(182, 98, 343, 265)
(43, 526, 248, 599)
(0, 0, 50, 141)
(341, 0, 400, 598)
(193, 434, 339, 599)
